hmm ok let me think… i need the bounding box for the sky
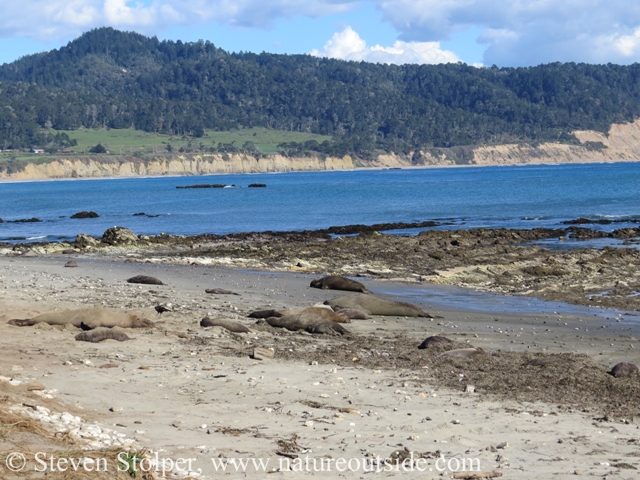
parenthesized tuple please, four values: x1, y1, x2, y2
(0, 0, 639, 68)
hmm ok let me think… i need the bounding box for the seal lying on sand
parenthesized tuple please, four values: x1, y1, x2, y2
(418, 335, 453, 349)
(324, 293, 439, 318)
(331, 307, 369, 320)
(266, 315, 349, 335)
(296, 307, 350, 323)
(310, 275, 370, 293)
(609, 362, 639, 378)
(438, 347, 486, 358)
(8, 308, 154, 329)
(205, 288, 240, 295)
(127, 275, 164, 285)
(75, 328, 131, 343)
(248, 309, 284, 319)
(200, 317, 250, 333)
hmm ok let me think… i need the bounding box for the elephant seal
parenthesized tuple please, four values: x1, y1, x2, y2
(75, 328, 131, 343)
(266, 315, 349, 335)
(438, 347, 486, 358)
(8, 308, 154, 329)
(609, 362, 639, 378)
(64, 261, 78, 268)
(298, 307, 350, 323)
(418, 335, 453, 349)
(205, 288, 239, 295)
(331, 307, 369, 320)
(200, 317, 250, 333)
(310, 275, 370, 293)
(324, 294, 439, 318)
(248, 309, 284, 319)
(127, 275, 164, 285)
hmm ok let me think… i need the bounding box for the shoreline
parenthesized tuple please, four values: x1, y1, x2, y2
(4, 223, 640, 313)
(1, 255, 640, 479)
(0, 156, 639, 184)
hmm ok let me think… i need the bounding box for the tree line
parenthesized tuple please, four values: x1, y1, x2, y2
(2, 27, 640, 157)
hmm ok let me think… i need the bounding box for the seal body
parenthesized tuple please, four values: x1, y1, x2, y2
(418, 335, 453, 349)
(127, 275, 164, 285)
(609, 362, 639, 378)
(310, 275, 369, 293)
(438, 347, 486, 358)
(75, 328, 131, 343)
(325, 294, 438, 318)
(8, 308, 153, 329)
(200, 317, 250, 333)
(248, 310, 283, 319)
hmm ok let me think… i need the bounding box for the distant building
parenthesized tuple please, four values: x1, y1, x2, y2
(30, 148, 45, 154)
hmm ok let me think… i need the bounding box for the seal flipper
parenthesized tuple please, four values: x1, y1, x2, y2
(80, 322, 93, 331)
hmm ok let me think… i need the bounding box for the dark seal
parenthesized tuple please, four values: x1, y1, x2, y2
(609, 362, 639, 378)
(418, 335, 453, 349)
(127, 275, 164, 285)
(310, 275, 369, 293)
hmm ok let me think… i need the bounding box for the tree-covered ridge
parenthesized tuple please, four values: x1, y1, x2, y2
(1, 27, 640, 155)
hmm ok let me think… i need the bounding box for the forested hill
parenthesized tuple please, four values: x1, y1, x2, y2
(2, 27, 640, 157)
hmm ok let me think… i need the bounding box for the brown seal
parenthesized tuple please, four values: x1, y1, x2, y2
(75, 328, 131, 343)
(8, 307, 154, 329)
(200, 317, 250, 333)
(310, 275, 370, 293)
(248, 309, 284, 319)
(331, 307, 369, 320)
(205, 288, 240, 295)
(325, 293, 440, 318)
(609, 362, 639, 378)
(265, 315, 349, 335)
(418, 335, 453, 349)
(127, 275, 164, 285)
(438, 347, 486, 358)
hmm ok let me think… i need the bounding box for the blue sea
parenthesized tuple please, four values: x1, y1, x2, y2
(1, 162, 639, 243)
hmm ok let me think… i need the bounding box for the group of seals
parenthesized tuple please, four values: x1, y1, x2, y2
(8, 307, 154, 329)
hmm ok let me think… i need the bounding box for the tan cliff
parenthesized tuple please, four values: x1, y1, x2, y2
(2, 119, 640, 180)
(0, 153, 356, 180)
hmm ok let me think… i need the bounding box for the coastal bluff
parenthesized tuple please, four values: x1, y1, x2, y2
(3, 119, 640, 180)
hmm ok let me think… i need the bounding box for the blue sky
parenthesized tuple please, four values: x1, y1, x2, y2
(0, 1, 638, 67)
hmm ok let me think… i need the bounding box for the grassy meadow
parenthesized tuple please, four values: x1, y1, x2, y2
(52, 127, 332, 154)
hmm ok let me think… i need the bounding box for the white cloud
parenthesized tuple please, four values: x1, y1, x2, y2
(3, 0, 640, 66)
(0, 0, 357, 40)
(311, 26, 459, 64)
(368, 0, 640, 65)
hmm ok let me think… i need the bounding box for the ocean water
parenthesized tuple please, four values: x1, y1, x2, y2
(1, 162, 639, 243)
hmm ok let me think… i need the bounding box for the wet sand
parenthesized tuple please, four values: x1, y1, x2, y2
(1, 255, 640, 479)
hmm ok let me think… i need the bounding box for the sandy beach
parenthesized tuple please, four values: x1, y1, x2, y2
(1, 251, 639, 479)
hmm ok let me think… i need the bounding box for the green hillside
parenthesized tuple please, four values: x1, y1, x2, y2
(1, 27, 640, 158)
